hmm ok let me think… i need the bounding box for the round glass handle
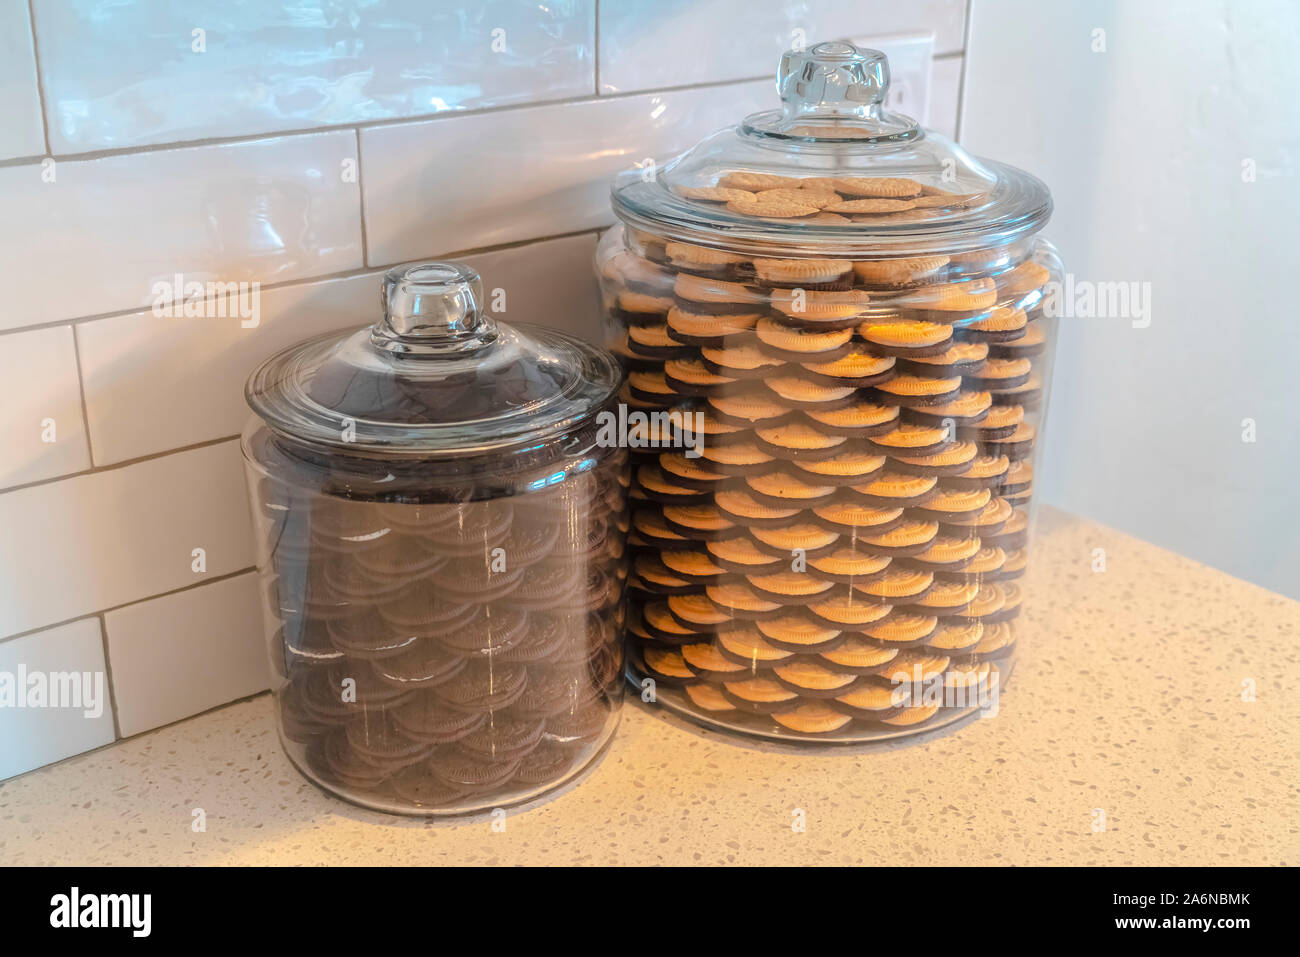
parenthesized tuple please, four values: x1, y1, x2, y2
(778, 41, 890, 119)
(373, 261, 498, 355)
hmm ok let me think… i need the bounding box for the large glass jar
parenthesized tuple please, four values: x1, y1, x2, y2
(597, 42, 1059, 742)
(243, 262, 628, 814)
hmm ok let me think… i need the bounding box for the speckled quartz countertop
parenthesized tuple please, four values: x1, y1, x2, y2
(1, 507, 1296, 866)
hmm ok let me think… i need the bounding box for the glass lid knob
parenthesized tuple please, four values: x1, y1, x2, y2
(778, 40, 889, 119)
(373, 261, 498, 355)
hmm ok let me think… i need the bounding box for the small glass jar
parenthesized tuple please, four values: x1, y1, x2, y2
(243, 262, 628, 814)
(597, 42, 1060, 742)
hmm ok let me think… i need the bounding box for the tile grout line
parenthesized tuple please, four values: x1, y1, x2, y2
(0, 227, 607, 341)
(67, 323, 97, 474)
(0, 566, 257, 648)
(23, 0, 52, 157)
(94, 612, 123, 740)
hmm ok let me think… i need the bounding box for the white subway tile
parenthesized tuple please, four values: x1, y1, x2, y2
(0, 618, 115, 780)
(0, 132, 362, 332)
(462, 234, 602, 344)
(0, 0, 44, 159)
(0, 326, 90, 489)
(32, 0, 596, 152)
(928, 56, 964, 140)
(77, 275, 376, 466)
(598, 0, 967, 93)
(361, 80, 769, 265)
(0, 441, 254, 639)
(104, 573, 268, 737)
(77, 234, 603, 466)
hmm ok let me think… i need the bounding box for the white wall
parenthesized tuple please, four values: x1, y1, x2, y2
(963, 0, 1300, 599)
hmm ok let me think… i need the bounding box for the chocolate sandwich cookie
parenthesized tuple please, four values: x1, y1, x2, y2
(973, 621, 1017, 659)
(851, 255, 950, 289)
(901, 277, 998, 322)
(663, 357, 739, 397)
(713, 489, 805, 528)
(751, 257, 854, 290)
(765, 375, 858, 410)
(852, 567, 934, 604)
(755, 613, 845, 652)
(706, 582, 783, 620)
(754, 321, 852, 366)
(657, 453, 731, 492)
(351, 532, 447, 581)
(804, 400, 900, 437)
(544, 697, 612, 744)
(831, 682, 911, 719)
(634, 553, 702, 595)
(957, 403, 1022, 441)
(989, 548, 1027, 582)
(637, 465, 710, 505)
(848, 471, 938, 507)
(965, 357, 1032, 392)
(666, 306, 762, 347)
(666, 592, 732, 633)
(896, 340, 988, 376)
(868, 422, 958, 457)
(705, 535, 783, 575)
(889, 441, 979, 477)
(872, 372, 963, 408)
(817, 635, 899, 676)
(746, 570, 839, 606)
(805, 593, 893, 629)
(697, 442, 778, 477)
(680, 641, 751, 680)
(707, 392, 795, 427)
(754, 422, 849, 461)
(900, 580, 981, 618)
(810, 500, 903, 534)
(721, 677, 801, 713)
(713, 623, 794, 667)
(912, 487, 992, 523)
(899, 534, 984, 573)
(308, 497, 393, 550)
(388, 697, 486, 746)
(673, 273, 766, 315)
(799, 349, 896, 388)
(435, 606, 530, 655)
(942, 452, 1011, 490)
(513, 741, 582, 787)
(924, 620, 985, 653)
(953, 306, 1028, 343)
(458, 716, 547, 762)
(859, 610, 940, 648)
(749, 522, 841, 559)
(326, 606, 420, 659)
(628, 323, 694, 359)
(700, 342, 785, 379)
(988, 321, 1046, 358)
(662, 504, 738, 540)
(371, 638, 468, 689)
(637, 645, 698, 686)
(989, 373, 1043, 410)
(768, 289, 871, 330)
(374, 584, 481, 641)
(745, 471, 836, 508)
(658, 549, 728, 584)
(984, 422, 1036, 460)
(771, 702, 854, 734)
(632, 509, 691, 548)
(793, 450, 888, 487)
(628, 370, 681, 405)
(279, 617, 347, 672)
(857, 317, 954, 357)
(772, 660, 864, 698)
(639, 600, 697, 644)
(663, 241, 750, 278)
(683, 682, 738, 712)
(493, 611, 571, 664)
(983, 508, 1029, 551)
(434, 660, 529, 713)
(430, 746, 522, 792)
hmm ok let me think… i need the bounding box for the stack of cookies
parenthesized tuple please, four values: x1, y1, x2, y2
(247, 430, 628, 812)
(599, 173, 1051, 739)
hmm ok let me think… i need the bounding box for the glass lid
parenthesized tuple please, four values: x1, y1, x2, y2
(246, 262, 623, 455)
(611, 40, 1051, 257)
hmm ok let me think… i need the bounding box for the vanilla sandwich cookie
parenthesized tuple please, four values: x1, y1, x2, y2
(720, 677, 802, 713)
(847, 471, 939, 508)
(755, 613, 845, 652)
(857, 318, 954, 357)
(794, 449, 888, 487)
(772, 660, 864, 699)
(751, 257, 854, 290)
(706, 582, 785, 621)
(713, 489, 805, 528)
(665, 306, 762, 347)
(754, 316, 855, 362)
(705, 536, 784, 576)
(895, 340, 989, 376)
(771, 702, 854, 734)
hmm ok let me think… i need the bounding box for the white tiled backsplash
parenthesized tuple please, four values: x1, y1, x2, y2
(0, 0, 970, 780)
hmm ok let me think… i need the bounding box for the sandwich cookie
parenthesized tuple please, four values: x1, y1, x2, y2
(666, 592, 733, 633)
(746, 571, 839, 606)
(935, 496, 1014, 536)
(745, 471, 837, 508)
(899, 580, 982, 618)
(848, 471, 939, 507)
(805, 594, 893, 629)
(705, 581, 784, 619)
(662, 503, 738, 540)
(989, 373, 1043, 410)
(714, 489, 805, 528)
(756, 614, 845, 652)
(973, 621, 1017, 659)
(857, 318, 953, 357)
(965, 357, 1032, 392)
(768, 289, 872, 330)
(983, 422, 1037, 461)
(804, 400, 900, 437)
(666, 306, 762, 347)
(663, 358, 739, 397)
(899, 534, 984, 573)
(924, 620, 985, 653)
(707, 393, 795, 427)
(663, 241, 750, 278)
(902, 277, 998, 322)
(639, 600, 699, 644)
(751, 257, 854, 290)
(933, 545, 1006, 582)
(628, 323, 694, 359)
(852, 255, 950, 289)
(903, 390, 993, 430)
(636, 466, 709, 505)
(683, 682, 738, 712)
(673, 273, 766, 316)
(659, 549, 728, 584)
(810, 500, 903, 533)
(755, 316, 855, 362)
(983, 509, 1029, 551)
(697, 442, 779, 477)
(657, 454, 731, 493)
(872, 372, 963, 408)
(794, 450, 888, 487)
(817, 635, 900, 675)
(988, 321, 1046, 358)
(720, 677, 802, 713)
(942, 452, 1011, 490)
(700, 342, 785, 379)
(765, 375, 858, 410)
(772, 660, 863, 698)
(807, 546, 894, 584)
(957, 403, 1022, 441)
(799, 350, 896, 388)
(771, 702, 854, 734)
(855, 519, 939, 557)
(954, 306, 1028, 343)
(714, 624, 795, 667)
(852, 567, 935, 604)
(896, 340, 988, 376)
(889, 441, 980, 477)
(755, 422, 849, 461)
(869, 422, 960, 457)
(705, 536, 784, 575)
(680, 641, 752, 681)
(988, 548, 1027, 582)
(748, 522, 841, 559)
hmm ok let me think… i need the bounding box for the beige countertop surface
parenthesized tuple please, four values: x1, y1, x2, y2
(2, 506, 1296, 866)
